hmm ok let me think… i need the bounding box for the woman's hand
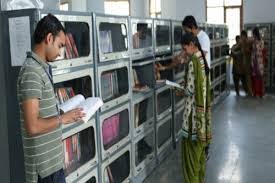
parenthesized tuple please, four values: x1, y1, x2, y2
(155, 63, 166, 71)
(175, 89, 185, 97)
(61, 108, 86, 124)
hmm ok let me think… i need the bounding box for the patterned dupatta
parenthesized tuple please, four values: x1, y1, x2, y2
(192, 53, 212, 144)
(182, 52, 212, 144)
(251, 40, 264, 77)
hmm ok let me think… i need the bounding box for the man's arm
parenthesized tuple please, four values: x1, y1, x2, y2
(157, 50, 187, 71)
(200, 35, 210, 59)
(22, 98, 85, 137)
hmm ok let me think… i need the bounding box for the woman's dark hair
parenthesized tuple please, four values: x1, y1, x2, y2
(253, 27, 261, 41)
(235, 35, 240, 42)
(33, 14, 65, 44)
(182, 15, 198, 29)
(241, 30, 247, 38)
(181, 32, 210, 75)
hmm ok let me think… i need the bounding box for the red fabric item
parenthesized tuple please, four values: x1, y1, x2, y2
(251, 75, 264, 97)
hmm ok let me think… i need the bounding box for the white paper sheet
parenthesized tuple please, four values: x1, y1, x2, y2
(8, 16, 31, 66)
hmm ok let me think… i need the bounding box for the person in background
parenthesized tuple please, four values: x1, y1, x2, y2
(177, 32, 212, 183)
(17, 14, 85, 183)
(231, 35, 248, 96)
(251, 27, 265, 97)
(182, 15, 211, 68)
(240, 30, 253, 96)
(132, 23, 151, 49)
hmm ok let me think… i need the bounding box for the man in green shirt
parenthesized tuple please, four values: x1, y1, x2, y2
(17, 14, 85, 183)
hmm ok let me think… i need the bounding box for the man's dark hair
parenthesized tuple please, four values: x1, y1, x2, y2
(137, 23, 148, 32)
(235, 35, 240, 41)
(33, 14, 65, 44)
(241, 30, 247, 38)
(182, 15, 198, 29)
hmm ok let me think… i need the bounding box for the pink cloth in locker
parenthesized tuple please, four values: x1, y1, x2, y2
(102, 114, 120, 146)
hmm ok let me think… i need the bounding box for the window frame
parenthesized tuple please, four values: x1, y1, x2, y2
(104, 0, 130, 16)
(206, 0, 243, 25)
(59, 0, 69, 11)
(149, 0, 161, 18)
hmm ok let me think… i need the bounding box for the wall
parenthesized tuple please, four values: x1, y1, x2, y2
(161, 0, 177, 19)
(161, 0, 206, 22)
(69, 0, 86, 11)
(88, 0, 149, 17)
(84, 0, 205, 21)
(0, 8, 11, 183)
(87, 0, 104, 13)
(175, 0, 206, 22)
(42, 0, 59, 10)
(243, 0, 275, 23)
(130, 0, 149, 18)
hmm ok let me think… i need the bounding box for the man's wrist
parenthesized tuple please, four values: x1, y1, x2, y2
(57, 115, 63, 126)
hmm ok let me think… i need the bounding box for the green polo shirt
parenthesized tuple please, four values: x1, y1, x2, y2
(17, 52, 63, 182)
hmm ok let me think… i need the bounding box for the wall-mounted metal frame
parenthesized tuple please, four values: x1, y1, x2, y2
(156, 114, 172, 155)
(64, 119, 98, 182)
(95, 14, 130, 62)
(130, 17, 154, 61)
(53, 66, 95, 135)
(153, 19, 172, 56)
(174, 105, 184, 142)
(70, 166, 98, 183)
(101, 144, 132, 183)
(97, 60, 130, 111)
(132, 60, 155, 93)
(3, 9, 94, 69)
(206, 23, 214, 40)
(132, 91, 154, 137)
(132, 128, 155, 177)
(155, 86, 172, 121)
(171, 20, 183, 53)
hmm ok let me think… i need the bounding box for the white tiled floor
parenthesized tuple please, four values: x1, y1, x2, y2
(144, 92, 275, 183)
